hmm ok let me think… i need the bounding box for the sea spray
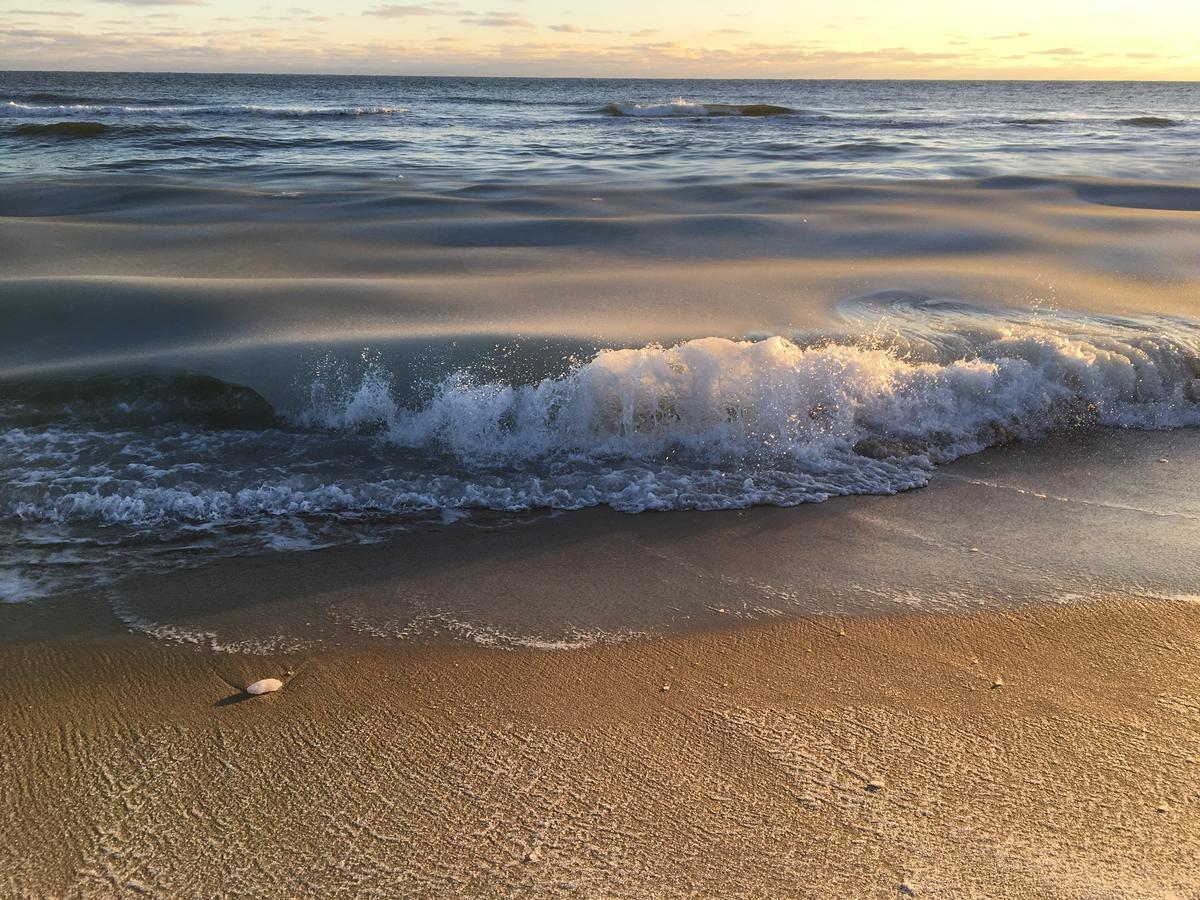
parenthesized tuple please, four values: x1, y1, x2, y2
(2, 303, 1199, 605)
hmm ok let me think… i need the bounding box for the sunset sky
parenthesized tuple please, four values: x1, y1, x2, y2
(2, 0, 1198, 78)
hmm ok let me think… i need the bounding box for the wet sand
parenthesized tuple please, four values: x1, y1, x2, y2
(3, 596, 1200, 897)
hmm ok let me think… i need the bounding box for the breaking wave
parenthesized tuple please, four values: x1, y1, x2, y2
(4, 300, 1200, 526)
(602, 99, 799, 118)
(3, 298, 1199, 602)
(1, 101, 408, 119)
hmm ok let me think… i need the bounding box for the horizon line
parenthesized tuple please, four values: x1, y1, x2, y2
(4, 68, 1199, 84)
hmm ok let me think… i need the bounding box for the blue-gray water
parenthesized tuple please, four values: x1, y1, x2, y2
(3, 70, 1200, 609)
(2, 71, 1199, 185)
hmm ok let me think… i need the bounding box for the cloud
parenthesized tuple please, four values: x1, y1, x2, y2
(991, 32, 1032, 40)
(463, 13, 532, 27)
(1035, 46, 1082, 55)
(9, 8, 83, 15)
(364, 4, 443, 15)
(548, 23, 618, 34)
(94, 0, 206, 5)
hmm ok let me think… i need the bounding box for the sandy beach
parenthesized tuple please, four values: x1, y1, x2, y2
(4, 595, 1200, 897)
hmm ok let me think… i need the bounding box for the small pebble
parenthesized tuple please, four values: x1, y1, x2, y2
(661, 683, 670, 693)
(992, 676, 1005, 689)
(246, 678, 283, 696)
(969, 547, 980, 553)
(524, 846, 544, 863)
(836, 625, 846, 638)
(1156, 802, 1170, 814)
(899, 883, 917, 896)
(866, 778, 886, 793)
(1158, 457, 1170, 464)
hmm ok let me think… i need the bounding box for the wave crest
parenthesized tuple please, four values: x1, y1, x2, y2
(306, 322, 1200, 474)
(602, 99, 798, 118)
(1, 101, 408, 119)
(3, 303, 1199, 529)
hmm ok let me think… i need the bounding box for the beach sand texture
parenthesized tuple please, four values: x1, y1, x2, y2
(3, 598, 1200, 897)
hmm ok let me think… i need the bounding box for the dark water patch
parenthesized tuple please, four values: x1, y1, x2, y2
(7, 121, 194, 140)
(437, 95, 567, 106)
(163, 134, 406, 152)
(602, 101, 800, 118)
(9, 121, 112, 138)
(831, 141, 906, 156)
(11, 92, 187, 106)
(719, 104, 797, 118)
(0, 374, 279, 429)
(1121, 116, 1178, 127)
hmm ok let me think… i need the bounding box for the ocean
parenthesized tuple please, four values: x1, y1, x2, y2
(2, 72, 1199, 184)
(1, 71, 1199, 614)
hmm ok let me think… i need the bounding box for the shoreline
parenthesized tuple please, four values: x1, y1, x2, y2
(14, 425, 1191, 653)
(4, 596, 1199, 896)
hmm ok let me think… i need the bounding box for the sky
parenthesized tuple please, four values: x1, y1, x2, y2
(1, 0, 1199, 78)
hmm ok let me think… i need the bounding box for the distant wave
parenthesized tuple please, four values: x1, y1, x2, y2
(9, 121, 113, 138)
(1002, 117, 1067, 126)
(602, 99, 799, 118)
(1121, 116, 1178, 127)
(7, 120, 197, 140)
(1, 101, 408, 119)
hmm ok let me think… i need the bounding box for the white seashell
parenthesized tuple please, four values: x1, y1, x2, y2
(246, 678, 284, 695)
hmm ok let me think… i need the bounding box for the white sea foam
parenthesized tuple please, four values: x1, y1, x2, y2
(319, 325, 1200, 465)
(3, 307, 1199, 526)
(0, 568, 51, 603)
(603, 99, 799, 118)
(607, 98, 712, 117)
(2, 101, 407, 118)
